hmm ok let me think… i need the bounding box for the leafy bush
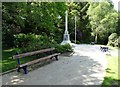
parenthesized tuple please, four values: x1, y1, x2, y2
(108, 33, 118, 42)
(14, 33, 35, 48)
(114, 36, 120, 48)
(14, 33, 73, 53)
(107, 33, 119, 47)
(26, 37, 57, 52)
(14, 33, 55, 51)
(118, 37, 120, 48)
(55, 44, 73, 53)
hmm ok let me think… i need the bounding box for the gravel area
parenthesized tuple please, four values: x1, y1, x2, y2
(1, 44, 108, 85)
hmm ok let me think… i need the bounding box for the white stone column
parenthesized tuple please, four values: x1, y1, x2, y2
(65, 11, 68, 34)
(61, 10, 71, 45)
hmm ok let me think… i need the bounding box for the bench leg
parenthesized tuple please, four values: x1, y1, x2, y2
(55, 55, 58, 61)
(17, 67, 21, 72)
(23, 65, 28, 74)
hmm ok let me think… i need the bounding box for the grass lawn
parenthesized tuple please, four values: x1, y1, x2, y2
(102, 47, 120, 86)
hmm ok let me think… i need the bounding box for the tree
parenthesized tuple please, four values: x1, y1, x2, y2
(67, 2, 90, 43)
(2, 2, 67, 48)
(87, 1, 118, 44)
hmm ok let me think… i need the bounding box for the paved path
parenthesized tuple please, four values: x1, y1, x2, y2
(2, 44, 108, 85)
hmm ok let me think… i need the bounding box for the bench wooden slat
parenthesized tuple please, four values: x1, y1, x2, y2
(13, 48, 55, 59)
(19, 53, 60, 67)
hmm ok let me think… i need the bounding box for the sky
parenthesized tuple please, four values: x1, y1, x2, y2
(111, 0, 120, 11)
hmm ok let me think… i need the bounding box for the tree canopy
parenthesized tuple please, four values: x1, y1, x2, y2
(87, 1, 118, 44)
(2, 1, 119, 48)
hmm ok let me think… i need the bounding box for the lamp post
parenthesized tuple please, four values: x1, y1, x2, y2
(75, 16, 77, 44)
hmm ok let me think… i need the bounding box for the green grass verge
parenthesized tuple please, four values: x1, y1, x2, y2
(102, 48, 120, 86)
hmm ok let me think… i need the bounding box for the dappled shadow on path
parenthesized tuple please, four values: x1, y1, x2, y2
(57, 55, 106, 85)
(2, 58, 57, 85)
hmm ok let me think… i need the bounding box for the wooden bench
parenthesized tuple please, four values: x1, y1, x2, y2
(12, 48, 60, 74)
(100, 46, 108, 52)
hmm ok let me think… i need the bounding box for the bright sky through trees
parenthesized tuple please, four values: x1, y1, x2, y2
(111, 0, 120, 11)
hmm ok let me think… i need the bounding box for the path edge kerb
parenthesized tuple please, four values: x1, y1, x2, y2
(0, 68, 17, 76)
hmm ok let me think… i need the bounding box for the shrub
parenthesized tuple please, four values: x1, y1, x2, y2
(26, 38, 57, 52)
(14, 33, 73, 53)
(14, 33, 35, 48)
(108, 33, 118, 42)
(107, 33, 119, 47)
(14, 33, 58, 52)
(55, 44, 73, 53)
(118, 37, 120, 48)
(114, 36, 120, 48)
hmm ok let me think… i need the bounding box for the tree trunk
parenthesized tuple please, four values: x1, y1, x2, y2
(95, 34, 97, 43)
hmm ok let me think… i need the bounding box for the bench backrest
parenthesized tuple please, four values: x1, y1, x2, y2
(13, 48, 55, 59)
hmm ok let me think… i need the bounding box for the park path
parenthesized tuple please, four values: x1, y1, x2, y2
(2, 44, 108, 85)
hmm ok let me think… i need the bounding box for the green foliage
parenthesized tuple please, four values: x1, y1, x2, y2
(2, 2, 119, 49)
(68, 2, 91, 43)
(113, 36, 120, 48)
(2, 2, 67, 48)
(116, 12, 120, 35)
(14, 33, 73, 53)
(14, 33, 57, 51)
(108, 33, 118, 42)
(107, 33, 119, 47)
(87, 1, 118, 44)
(118, 37, 120, 48)
(26, 37, 57, 52)
(102, 51, 120, 86)
(55, 44, 73, 53)
(14, 33, 32, 48)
